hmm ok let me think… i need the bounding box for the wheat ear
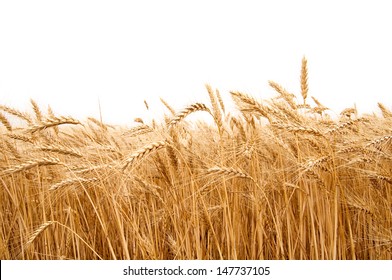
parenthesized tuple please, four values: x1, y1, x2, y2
(6, 133, 34, 144)
(160, 98, 176, 115)
(122, 140, 168, 170)
(49, 177, 98, 191)
(274, 122, 323, 136)
(300, 56, 309, 104)
(122, 124, 153, 137)
(269, 81, 297, 109)
(27, 116, 81, 133)
(378, 102, 392, 118)
(205, 84, 223, 131)
(1, 157, 61, 175)
(168, 103, 211, 128)
(0, 105, 32, 124)
(215, 88, 225, 113)
(206, 166, 256, 183)
(365, 135, 392, 148)
(36, 144, 83, 158)
(0, 112, 12, 132)
(25, 221, 54, 247)
(30, 99, 43, 121)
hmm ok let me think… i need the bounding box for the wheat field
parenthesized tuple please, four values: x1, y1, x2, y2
(1, 58, 391, 260)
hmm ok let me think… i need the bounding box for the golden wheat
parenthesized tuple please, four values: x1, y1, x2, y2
(300, 56, 309, 104)
(1, 56, 392, 260)
(0, 105, 33, 124)
(122, 140, 168, 170)
(49, 177, 98, 191)
(0, 112, 12, 132)
(27, 116, 81, 133)
(168, 103, 211, 127)
(1, 156, 62, 175)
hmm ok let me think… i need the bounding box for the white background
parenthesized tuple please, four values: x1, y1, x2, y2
(2, 260, 391, 279)
(1, 0, 391, 125)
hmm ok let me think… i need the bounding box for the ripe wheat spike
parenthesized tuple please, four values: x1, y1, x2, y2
(122, 140, 168, 170)
(168, 103, 211, 128)
(300, 56, 309, 104)
(1, 157, 62, 175)
(0, 105, 33, 124)
(27, 116, 81, 133)
(0, 112, 12, 132)
(206, 166, 256, 182)
(25, 221, 54, 247)
(30, 99, 43, 122)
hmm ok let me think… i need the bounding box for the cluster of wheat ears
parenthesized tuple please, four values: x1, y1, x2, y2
(1, 57, 391, 260)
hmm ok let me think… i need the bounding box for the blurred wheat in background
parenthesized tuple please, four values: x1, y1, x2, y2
(1, 58, 391, 260)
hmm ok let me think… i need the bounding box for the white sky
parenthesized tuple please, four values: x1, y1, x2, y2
(1, 1, 391, 125)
